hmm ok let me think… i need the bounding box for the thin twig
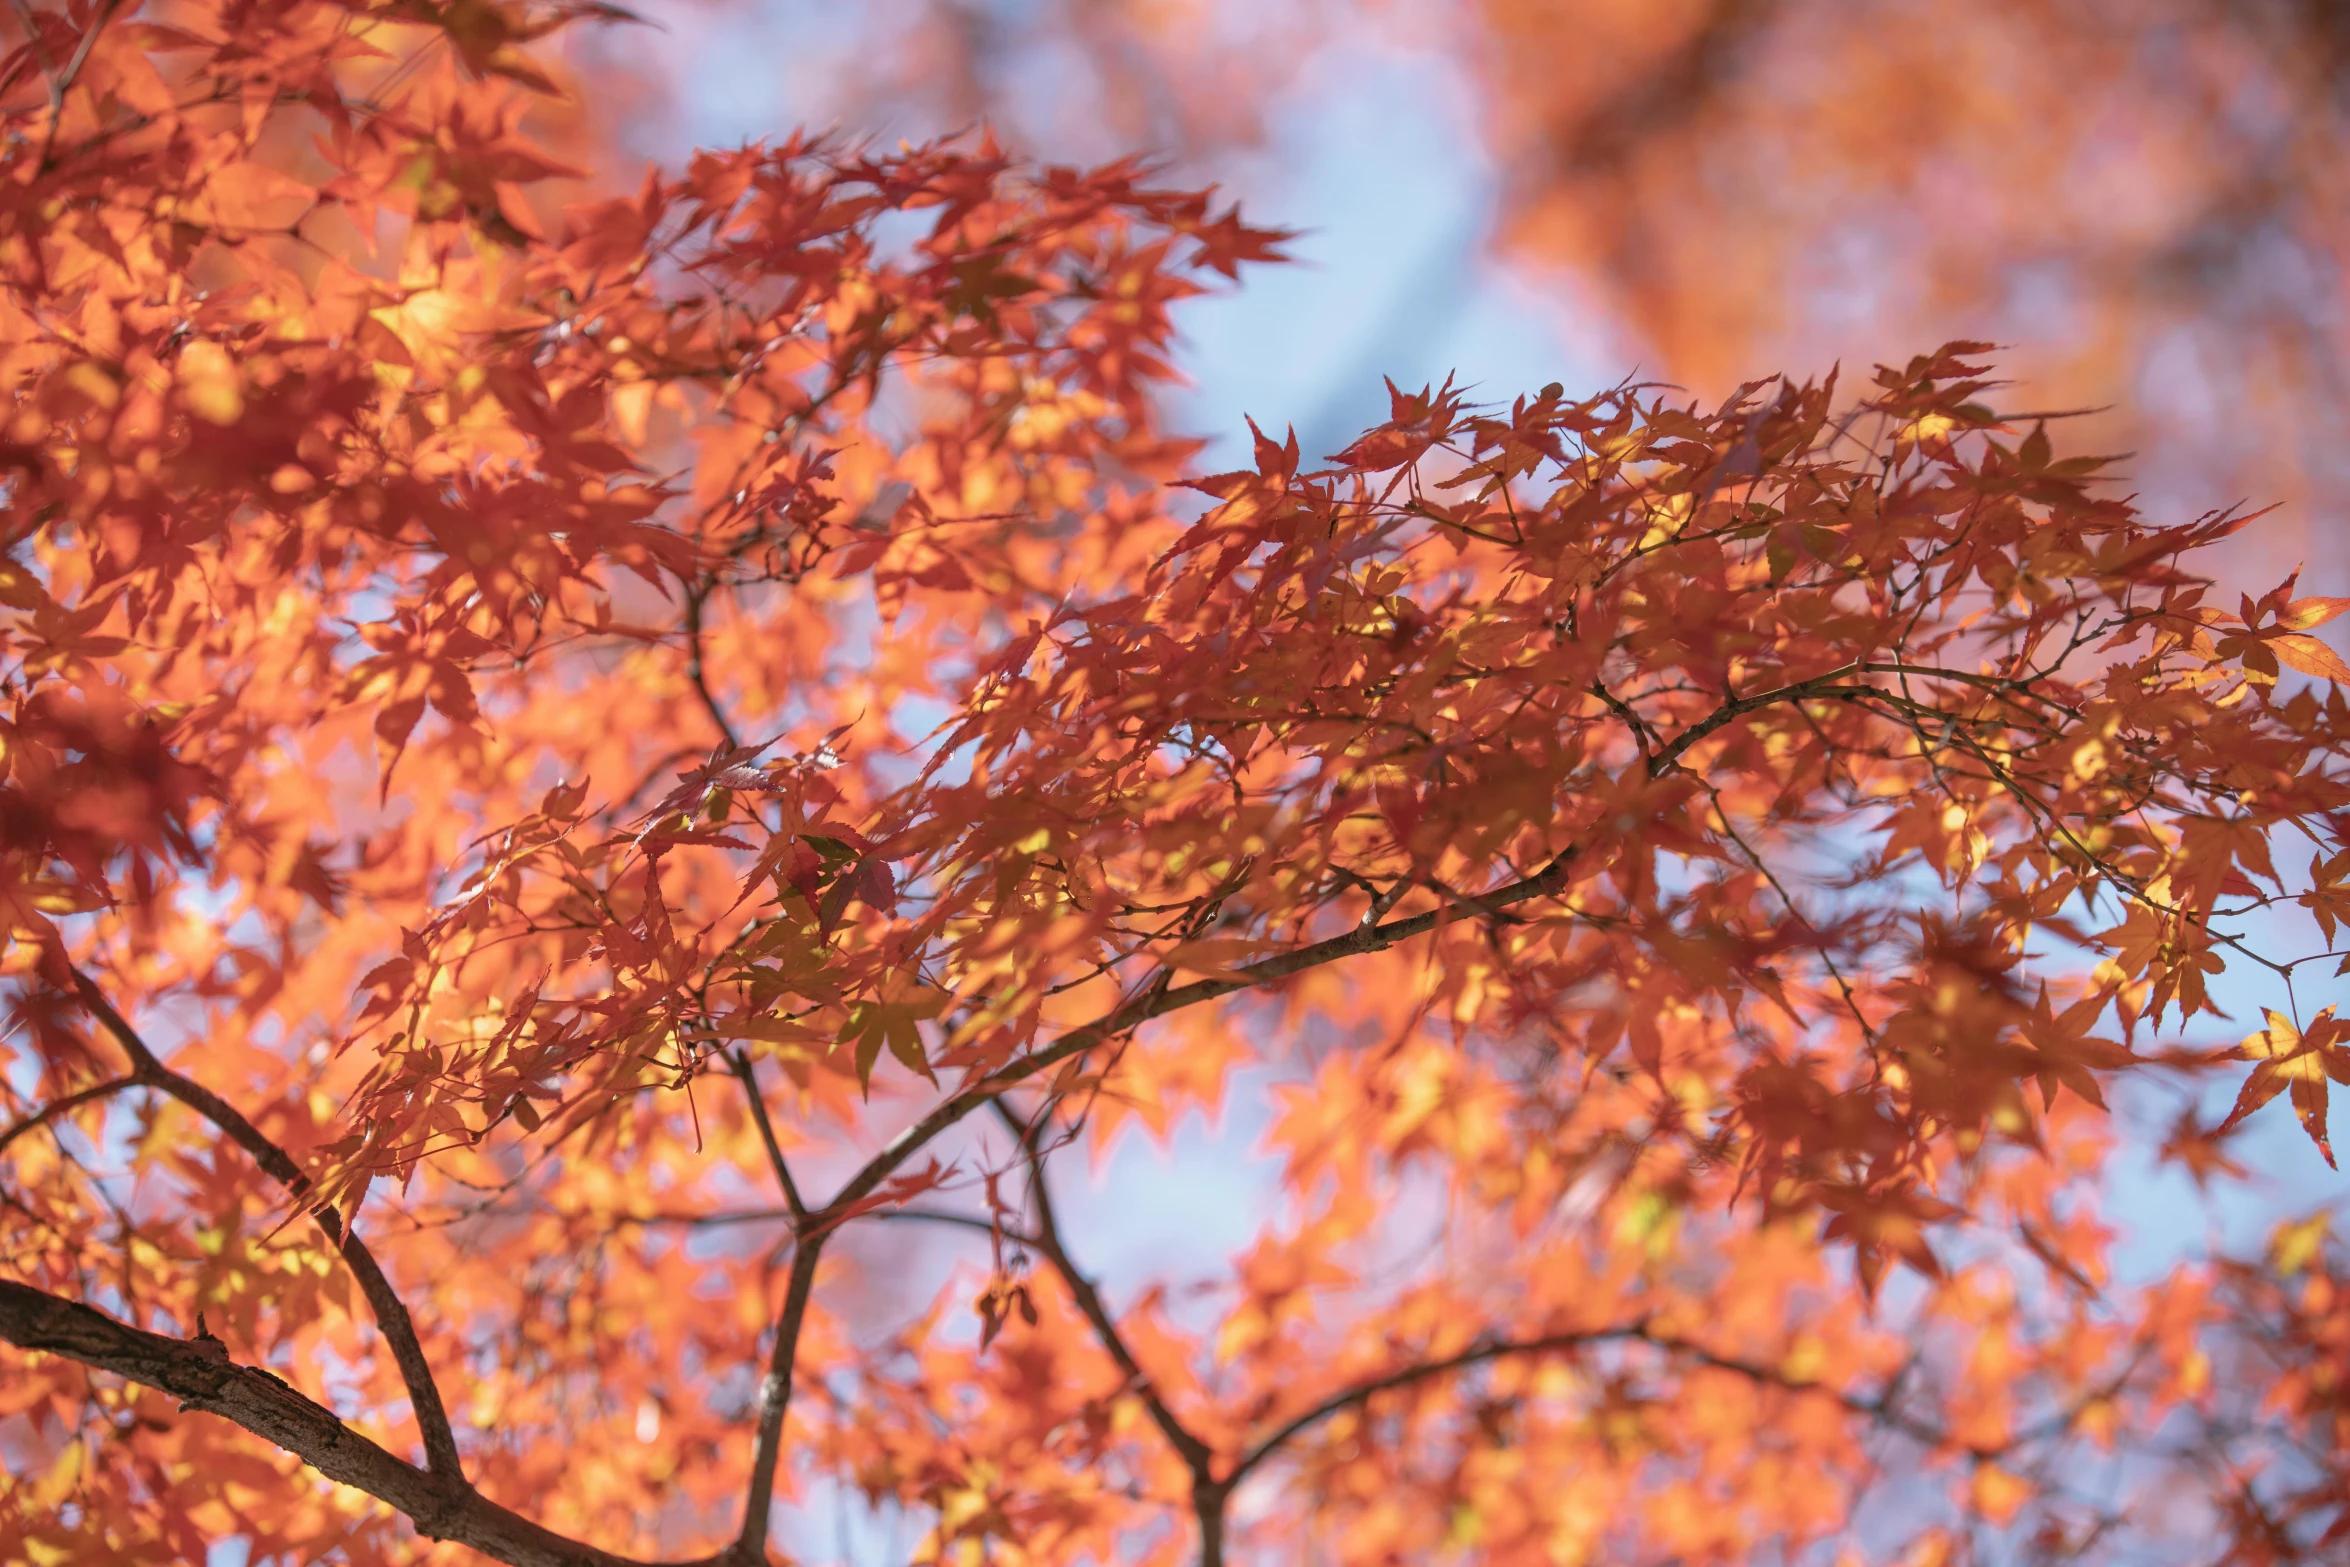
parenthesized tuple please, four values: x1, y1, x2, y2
(32, 0, 120, 170)
(683, 581, 743, 751)
(0, 1075, 138, 1159)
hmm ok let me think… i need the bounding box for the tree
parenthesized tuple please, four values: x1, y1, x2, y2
(3, 6, 2349, 1566)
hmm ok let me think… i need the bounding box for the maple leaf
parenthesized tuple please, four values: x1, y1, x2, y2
(2220, 1007, 2350, 1165)
(2158, 1108, 2250, 1190)
(837, 981, 948, 1090)
(2267, 632, 2350, 684)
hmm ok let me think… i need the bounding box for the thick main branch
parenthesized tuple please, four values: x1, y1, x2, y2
(0, 1279, 721, 1567)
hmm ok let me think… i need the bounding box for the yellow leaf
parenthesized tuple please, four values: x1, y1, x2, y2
(1969, 1464, 2032, 1525)
(2243, 1009, 2304, 1061)
(2281, 596, 2350, 631)
(176, 340, 243, 425)
(613, 379, 655, 446)
(2271, 1213, 2330, 1277)
(2269, 632, 2350, 683)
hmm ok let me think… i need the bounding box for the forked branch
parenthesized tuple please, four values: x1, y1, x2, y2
(994, 1099, 1216, 1470)
(65, 970, 466, 1480)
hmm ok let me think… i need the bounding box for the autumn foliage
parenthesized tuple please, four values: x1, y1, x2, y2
(6, 6, 2350, 1567)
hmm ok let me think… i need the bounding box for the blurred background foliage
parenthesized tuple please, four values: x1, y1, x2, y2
(576, 0, 2350, 585)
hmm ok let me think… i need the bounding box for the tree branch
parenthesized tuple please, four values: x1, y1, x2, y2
(0, 1074, 138, 1159)
(0, 1279, 725, 1567)
(32, 0, 120, 171)
(1230, 1327, 1648, 1481)
(683, 582, 743, 751)
(50, 0, 116, 99)
(1645, 660, 1861, 778)
(814, 662, 1897, 1232)
(994, 1100, 1213, 1471)
(732, 1234, 822, 1563)
(1227, 1323, 1936, 1484)
(727, 1049, 806, 1223)
(995, 1098, 1229, 1564)
(67, 970, 466, 1480)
